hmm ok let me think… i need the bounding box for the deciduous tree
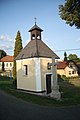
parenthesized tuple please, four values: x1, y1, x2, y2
(68, 53, 80, 62)
(0, 50, 6, 58)
(59, 0, 80, 29)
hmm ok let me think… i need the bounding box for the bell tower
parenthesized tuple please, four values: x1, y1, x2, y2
(29, 18, 43, 40)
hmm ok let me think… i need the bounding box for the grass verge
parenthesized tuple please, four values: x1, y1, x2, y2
(0, 76, 80, 106)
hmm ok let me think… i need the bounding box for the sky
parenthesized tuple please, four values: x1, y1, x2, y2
(0, 0, 80, 60)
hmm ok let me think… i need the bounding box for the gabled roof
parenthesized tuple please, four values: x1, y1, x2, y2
(1, 56, 14, 62)
(15, 39, 59, 60)
(29, 24, 43, 32)
(57, 60, 78, 69)
(57, 61, 68, 69)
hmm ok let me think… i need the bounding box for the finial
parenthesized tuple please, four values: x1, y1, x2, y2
(34, 17, 37, 25)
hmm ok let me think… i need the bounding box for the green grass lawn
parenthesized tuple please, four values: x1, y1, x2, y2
(0, 75, 80, 106)
(0, 75, 10, 81)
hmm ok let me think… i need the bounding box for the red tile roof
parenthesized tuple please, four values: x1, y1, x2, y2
(57, 61, 68, 69)
(1, 56, 14, 62)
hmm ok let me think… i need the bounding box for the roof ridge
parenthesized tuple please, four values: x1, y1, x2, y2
(29, 24, 43, 32)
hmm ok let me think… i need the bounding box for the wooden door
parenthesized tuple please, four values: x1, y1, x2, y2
(46, 74, 51, 94)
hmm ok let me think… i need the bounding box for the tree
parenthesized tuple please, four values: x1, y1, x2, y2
(59, 0, 80, 29)
(68, 54, 80, 62)
(13, 31, 23, 85)
(64, 52, 67, 61)
(2, 62, 4, 71)
(0, 50, 7, 59)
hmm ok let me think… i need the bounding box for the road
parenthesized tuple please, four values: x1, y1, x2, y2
(0, 90, 80, 120)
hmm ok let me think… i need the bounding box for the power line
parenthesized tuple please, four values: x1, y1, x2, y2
(54, 48, 80, 52)
(2, 48, 80, 53)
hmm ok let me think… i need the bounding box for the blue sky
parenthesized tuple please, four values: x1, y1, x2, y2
(0, 0, 80, 60)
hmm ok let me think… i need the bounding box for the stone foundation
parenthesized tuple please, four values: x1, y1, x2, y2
(50, 85, 61, 100)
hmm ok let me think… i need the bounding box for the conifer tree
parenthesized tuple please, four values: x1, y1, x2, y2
(64, 52, 67, 61)
(13, 31, 23, 85)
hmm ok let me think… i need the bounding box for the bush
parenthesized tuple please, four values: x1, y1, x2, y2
(13, 78, 17, 87)
(57, 74, 62, 81)
(61, 75, 69, 81)
(57, 74, 69, 81)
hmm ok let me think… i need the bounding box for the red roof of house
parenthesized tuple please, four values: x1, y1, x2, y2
(57, 61, 68, 69)
(1, 56, 14, 62)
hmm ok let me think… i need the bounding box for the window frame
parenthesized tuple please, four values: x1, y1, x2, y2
(69, 71, 71, 75)
(6, 63, 8, 67)
(23, 65, 28, 76)
(10, 63, 12, 67)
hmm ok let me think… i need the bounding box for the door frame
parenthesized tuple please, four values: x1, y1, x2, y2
(45, 73, 52, 94)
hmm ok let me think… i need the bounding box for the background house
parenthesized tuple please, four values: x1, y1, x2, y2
(0, 55, 14, 76)
(76, 63, 80, 75)
(57, 60, 78, 77)
(15, 23, 60, 97)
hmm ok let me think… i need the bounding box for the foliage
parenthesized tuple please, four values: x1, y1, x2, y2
(58, 74, 69, 81)
(68, 54, 77, 60)
(57, 74, 69, 82)
(61, 75, 69, 81)
(14, 31, 23, 58)
(64, 52, 67, 61)
(59, 0, 80, 29)
(68, 54, 80, 62)
(13, 61, 17, 85)
(2, 62, 4, 71)
(13, 31, 23, 85)
(0, 75, 10, 81)
(0, 50, 7, 58)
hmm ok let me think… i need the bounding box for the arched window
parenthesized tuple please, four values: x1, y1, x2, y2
(37, 34, 40, 39)
(6, 63, 8, 67)
(32, 34, 35, 40)
(10, 63, 12, 67)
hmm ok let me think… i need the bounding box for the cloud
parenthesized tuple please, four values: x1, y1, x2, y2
(0, 35, 12, 42)
(0, 45, 13, 50)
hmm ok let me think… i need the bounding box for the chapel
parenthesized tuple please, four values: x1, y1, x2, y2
(15, 21, 60, 99)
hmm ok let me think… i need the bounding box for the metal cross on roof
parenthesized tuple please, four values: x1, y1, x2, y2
(34, 17, 37, 25)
